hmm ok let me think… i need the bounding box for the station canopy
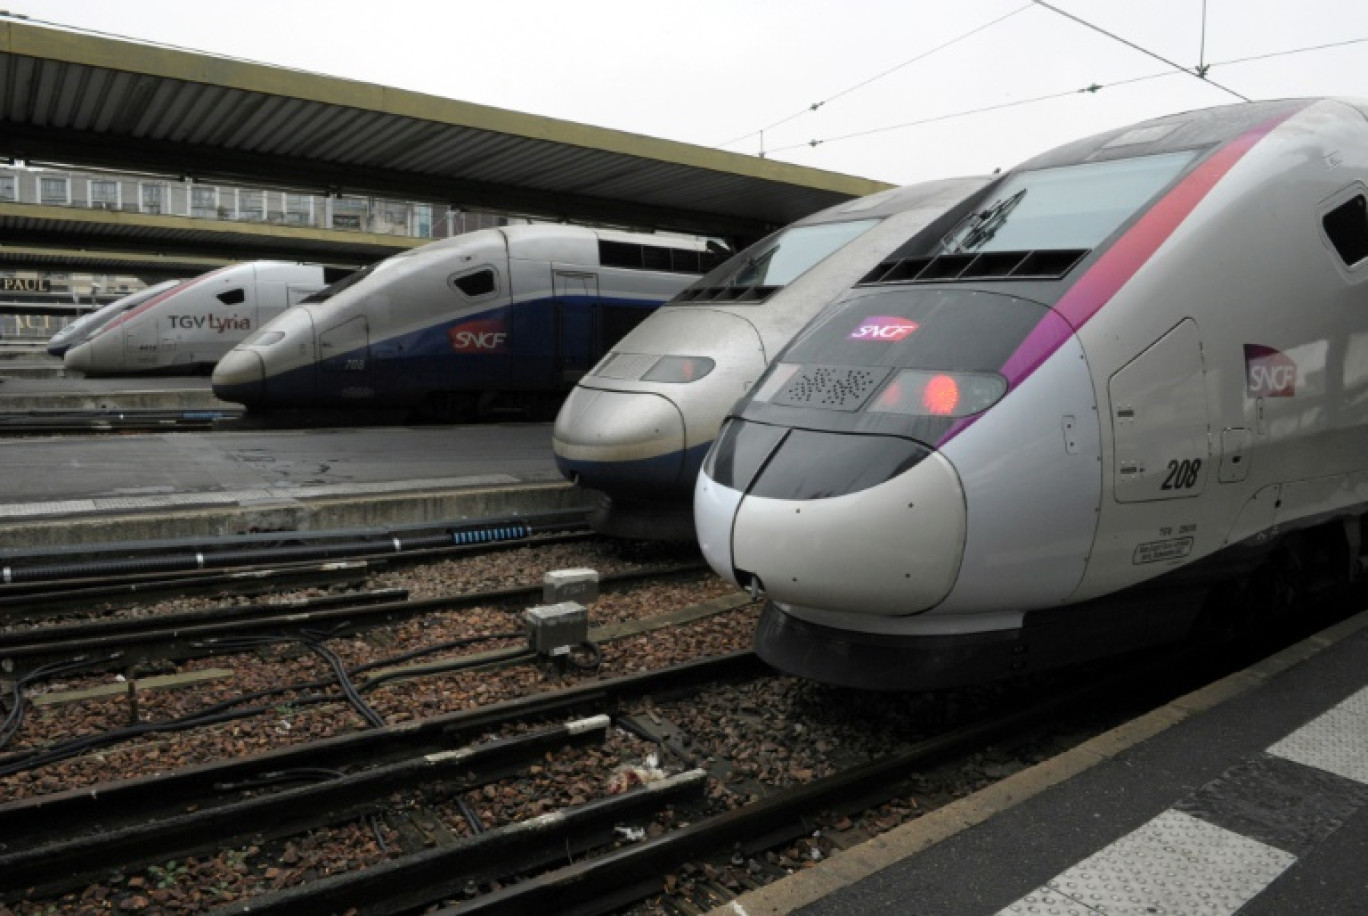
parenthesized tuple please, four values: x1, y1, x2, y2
(0, 16, 894, 274)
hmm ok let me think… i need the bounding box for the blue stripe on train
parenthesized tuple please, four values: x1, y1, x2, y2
(248, 296, 664, 408)
(555, 440, 715, 499)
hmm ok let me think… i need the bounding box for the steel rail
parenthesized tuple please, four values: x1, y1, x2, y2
(216, 652, 1153, 916)
(0, 562, 710, 676)
(0, 509, 592, 584)
(0, 652, 768, 903)
(0, 531, 598, 619)
(0, 407, 243, 434)
(0, 558, 383, 620)
(0, 716, 615, 901)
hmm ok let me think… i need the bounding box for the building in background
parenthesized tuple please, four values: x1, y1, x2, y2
(0, 162, 531, 324)
(0, 162, 525, 240)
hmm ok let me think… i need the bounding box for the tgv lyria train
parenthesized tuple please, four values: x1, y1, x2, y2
(46, 279, 183, 357)
(553, 177, 991, 537)
(64, 261, 338, 376)
(697, 98, 1368, 690)
(212, 226, 715, 417)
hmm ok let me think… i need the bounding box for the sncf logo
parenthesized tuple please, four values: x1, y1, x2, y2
(849, 316, 920, 342)
(1245, 344, 1296, 398)
(449, 318, 508, 353)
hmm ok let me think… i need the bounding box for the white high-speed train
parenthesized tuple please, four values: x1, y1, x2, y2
(64, 261, 340, 377)
(553, 178, 990, 538)
(697, 98, 1368, 690)
(46, 279, 184, 357)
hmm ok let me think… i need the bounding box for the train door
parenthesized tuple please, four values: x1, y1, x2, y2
(317, 316, 371, 377)
(120, 311, 161, 369)
(594, 300, 654, 363)
(1109, 319, 1211, 502)
(553, 270, 600, 384)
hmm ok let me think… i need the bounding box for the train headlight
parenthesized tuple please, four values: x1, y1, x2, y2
(641, 355, 716, 383)
(869, 370, 1006, 418)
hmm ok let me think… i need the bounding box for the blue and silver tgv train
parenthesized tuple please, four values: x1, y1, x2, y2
(553, 177, 990, 538)
(212, 225, 715, 418)
(698, 98, 1368, 691)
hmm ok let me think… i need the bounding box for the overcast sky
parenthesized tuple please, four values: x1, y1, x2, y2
(12, 1, 1368, 186)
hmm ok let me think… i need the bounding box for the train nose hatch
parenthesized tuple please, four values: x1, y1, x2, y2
(712, 422, 967, 615)
(552, 389, 686, 494)
(211, 349, 266, 403)
(63, 343, 91, 373)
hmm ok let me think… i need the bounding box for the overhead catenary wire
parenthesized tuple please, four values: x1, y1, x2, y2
(1216, 35, 1368, 68)
(763, 71, 1172, 155)
(762, 35, 1368, 157)
(1031, 0, 1249, 101)
(715, 3, 1034, 151)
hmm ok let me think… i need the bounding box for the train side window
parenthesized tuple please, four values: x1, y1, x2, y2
(1323, 194, 1368, 267)
(217, 288, 246, 305)
(450, 268, 497, 299)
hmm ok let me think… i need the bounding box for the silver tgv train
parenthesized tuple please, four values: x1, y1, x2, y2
(46, 279, 184, 357)
(211, 226, 715, 418)
(697, 98, 1368, 690)
(64, 262, 334, 376)
(552, 178, 990, 538)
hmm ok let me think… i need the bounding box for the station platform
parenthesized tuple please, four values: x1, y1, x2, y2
(717, 609, 1368, 916)
(0, 374, 229, 410)
(0, 423, 591, 549)
(0, 343, 67, 379)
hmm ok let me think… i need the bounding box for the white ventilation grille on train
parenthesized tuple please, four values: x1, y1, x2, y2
(592, 352, 658, 379)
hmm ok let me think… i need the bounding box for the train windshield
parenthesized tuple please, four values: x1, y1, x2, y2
(936, 150, 1197, 254)
(681, 219, 879, 298)
(739, 286, 1049, 443)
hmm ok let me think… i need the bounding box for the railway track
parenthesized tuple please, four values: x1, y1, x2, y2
(0, 652, 767, 904)
(0, 408, 243, 434)
(0, 510, 592, 591)
(0, 561, 709, 677)
(5, 536, 1353, 914)
(0, 639, 1207, 915)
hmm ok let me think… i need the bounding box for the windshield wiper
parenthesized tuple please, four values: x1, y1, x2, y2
(941, 189, 1028, 254)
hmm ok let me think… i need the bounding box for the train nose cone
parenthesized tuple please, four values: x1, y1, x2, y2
(211, 349, 267, 405)
(553, 389, 686, 497)
(63, 343, 91, 374)
(723, 430, 967, 616)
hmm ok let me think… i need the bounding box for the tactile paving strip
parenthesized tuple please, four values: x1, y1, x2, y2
(999, 809, 1295, 916)
(1000, 685, 1368, 915)
(1266, 686, 1368, 785)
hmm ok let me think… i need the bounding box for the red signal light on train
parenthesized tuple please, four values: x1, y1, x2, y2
(922, 374, 960, 416)
(869, 369, 1007, 418)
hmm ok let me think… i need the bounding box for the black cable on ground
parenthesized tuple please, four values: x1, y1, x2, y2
(301, 634, 387, 729)
(569, 641, 604, 672)
(350, 632, 525, 675)
(0, 654, 123, 750)
(0, 628, 535, 776)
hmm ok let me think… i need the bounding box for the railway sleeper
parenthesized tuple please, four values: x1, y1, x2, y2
(0, 716, 613, 903)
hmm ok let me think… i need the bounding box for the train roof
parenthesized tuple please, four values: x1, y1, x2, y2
(793, 177, 994, 227)
(1018, 98, 1368, 172)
